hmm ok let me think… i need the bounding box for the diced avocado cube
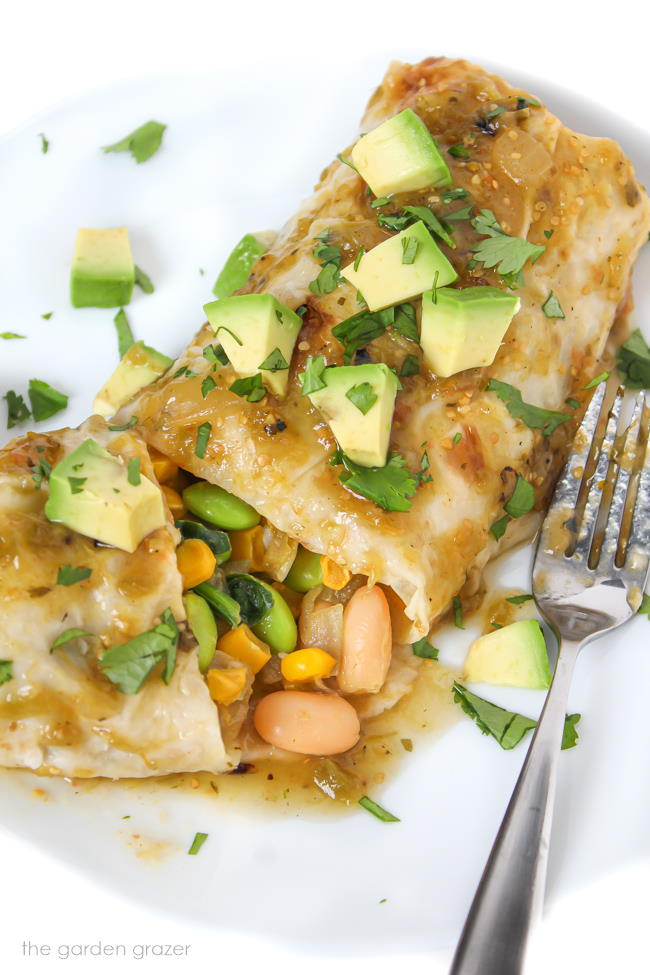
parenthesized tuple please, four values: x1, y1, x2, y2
(464, 620, 551, 690)
(212, 231, 276, 298)
(93, 341, 172, 419)
(420, 286, 520, 377)
(44, 438, 166, 553)
(203, 293, 302, 398)
(70, 228, 135, 308)
(350, 108, 451, 197)
(308, 363, 398, 467)
(341, 220, 457, 312)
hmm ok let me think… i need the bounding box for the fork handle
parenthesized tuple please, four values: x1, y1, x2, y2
(449, 638, 581, 975)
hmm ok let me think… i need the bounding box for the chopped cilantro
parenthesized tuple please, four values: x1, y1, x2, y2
(401, 204, 455, 249)
(412, 637, 438, 659)
(490, 514, 510, 541)
(230, 373, 266, 402)
(336, 153, 359, 173)
(471, 209, 545, 276)
(1, 332, 25, 340)
(638, 593, 650, 618)
(258, 348, 289, 372)
(127, 457, 141, 486)
(562, 713, 581, 750)
(28, 379, 68, 422)
(453, 432, 462, 445)
(108, 416, 138, 431)
(346, 382, 377, 415)
(400, 353, 420, 377)
(445, 205, 473, 222)
(51, 628, 93, 651)
(504, 474, 535, 518)
(441, 187, 468, 204)
(506, 594, 534, 605)
(486, 379, 570, 436)
(300, 355, 328, 395)
(56, 564, 92, 586)
(99, 608, 179, 693)
(113, 308, 134, 359)
(583, 371, 610, 390)
(201, 376, 216, 399)
(392, 303, 419, 343)
(0, 660, 12, 685)
(41, 312, 53, 320)
(358, 796, 400, 823)
(4, 391, 30, 428)
(203, 344, 229, 366)
(102, 120, 166, 163)
(448, 143, 470, 158)
(401, 236, 419, 264)
(370, 196, 392, 208)
(354, 246, 365, 271)
(565, 397, 581, 410)
(416, 444, 432, 486)
(332, 308, 392, 364)
(31, 456, 52, 489)
(516, 96, 541, 109)
(38, 133, 49, 154)
(332, 449, 418, 513)
(309, 232, 342, 296)
(616, 329, 650, 389)
(453, 596, 464, 629)
(452, 682, 537, 749)
(544, 229, 554, 239)
(542, 292, 565, 319)
(188, 832, 209, 855)
(134, 265, 154, 294)
(376, 213, 411, 232)
(195, 422, 212, 458)
(68, 476, 86, 494)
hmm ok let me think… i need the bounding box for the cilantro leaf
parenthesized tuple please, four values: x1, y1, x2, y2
(401, 235, 419, 264)
(203, 343, 229, 366)
(452, 682, 537, 749)
(41, 312, 53, 320)
(31, 455, 52, 490)
(108, 416, 138, 431)
(309, 232, 342, 296)
(56, 564, 92, 586)
(412, 637, 438, 659)
(38, 133, 49, 154)
(229, 374, 266, 402)
(401, 205, 455, 249)
(400, 354, 420, 377)
(416, 444, 432, 487)
(68, 476, 86, 494)
(504, 474, 535, 518)
(195, 422, 212, 458)
(542, 291, 565, 319)
(507, 594, 534, 605)
(127, 457, 141, 486)
(114, 308, 134, 359)
(258, 347, 289, 372)
(441, 187, 468, 204)
(616, 329, 650, 389)
(346, 382, 377, 415)
(486, 379, 570, 436)
(490, 514, 510, 541)
(471, 209, 545, 276)
(583, 371, 610, 390)
(333, 450, 418, 513)
(4, 390, 30, 428)
(51, 628, 94, 651)
(300, 355, 328, 395)
(99, 608, 179, 694)
(0, 660, 13, 685)
(1, 332, 25, 340)
(561, 713, 581, 750)
(332, 308, 391, 364)
(28, 380, 68, 422)
(445, 205, 473, 222)
(358, 796, 400, 823)
(377, 212, 411, 232)
(392, 303, 419, 343)
(134, 265, 154, 294)
(102, 120, 166, 163)
(638, 593, 650, 618)
(188, 832, 209, 855)
(201, 376, 216, 399)
(448, 144, 470, 158)
(453, 596, 464, 629)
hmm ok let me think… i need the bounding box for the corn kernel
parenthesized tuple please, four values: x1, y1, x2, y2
(162, 484, 186, 519)
(150, 447, 179, 485)
(229, 526, 265, 569)
(207, 667, 247, 705)
(217, 624, 271, 674)
(281, 647, 336, 683)
(176, 538, 217, 590)
(320, 556, 351, 591)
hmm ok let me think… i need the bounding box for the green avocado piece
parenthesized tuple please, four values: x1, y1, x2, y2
(44, 438, 166, 553)
(93, 341, 172, 418)
(70, 228, 135, 308)
(183, 592, 218, 671)
(341, 220, 457, 312)
(203, 293, 302, 398)
(212, 232, 275, 299)
(350, 108, 451, 197)
(420, 286, 520, 377)
(464, 620, 551, 690)
(308, 362, 399, 468)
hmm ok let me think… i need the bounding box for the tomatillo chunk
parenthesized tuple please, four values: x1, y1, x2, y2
(183, 592, 218, 671)
(193, 581, 241, 628)
(182, 482, 260, 531)
(284, 546, 323, 593)
(227, 573, 297, 654)
(176, 519, 232, 564)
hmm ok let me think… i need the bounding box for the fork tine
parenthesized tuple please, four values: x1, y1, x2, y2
(599, 392, 644, 569)
(538, 384, 607, 555)
(626, 392, 650, 579)
(572, 388, 624, 564)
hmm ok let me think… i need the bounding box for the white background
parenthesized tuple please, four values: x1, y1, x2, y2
(1, 2, 648, 973)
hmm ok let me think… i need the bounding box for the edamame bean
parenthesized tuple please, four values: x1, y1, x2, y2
(249, 578, 297, 654)
(183, 592, 218, 671)
(284, 546, 323, 593)
(254, 691, 360, 755)
(183, 481, 260, 531)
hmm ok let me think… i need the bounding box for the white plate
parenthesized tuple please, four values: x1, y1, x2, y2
(1, 64, 649, 957)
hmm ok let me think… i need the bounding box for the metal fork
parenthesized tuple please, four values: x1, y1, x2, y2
(450, 382, 650, 975)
